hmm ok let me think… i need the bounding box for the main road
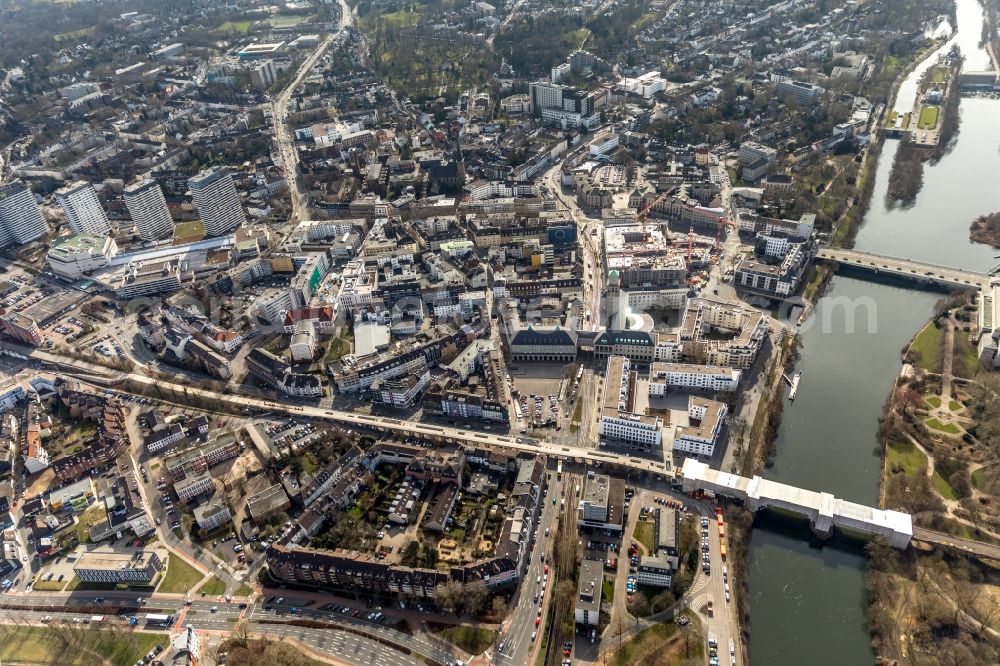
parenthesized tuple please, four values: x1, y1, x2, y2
(9, 344, 675, 482)
(270, 0, 354, 225)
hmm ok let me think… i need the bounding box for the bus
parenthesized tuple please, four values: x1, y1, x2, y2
(556, 460, 563, 480)
(145, 614, 174, 627)
(720, 543, 727, 561)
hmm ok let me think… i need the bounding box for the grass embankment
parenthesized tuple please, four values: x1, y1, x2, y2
(435, 625, 497, 655)
(0, 626, 163, 666)
(158, 554, 203, 594)
(885, 440, 927, 476)
(910, 322, 943, 373)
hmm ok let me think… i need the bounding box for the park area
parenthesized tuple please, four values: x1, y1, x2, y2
(0, 626, 163, 666)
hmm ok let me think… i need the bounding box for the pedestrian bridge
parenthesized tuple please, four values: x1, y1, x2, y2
(682, 459, 913, 548)
(816, 247, 989, 291)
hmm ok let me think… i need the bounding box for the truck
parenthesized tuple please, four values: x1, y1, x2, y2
(90, 615, 107, 624)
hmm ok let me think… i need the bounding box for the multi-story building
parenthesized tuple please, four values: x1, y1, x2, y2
(574, 560, 603, 626)
(647, 363, 741, 393)
(74, 551, 162, 585)
(46, 234, 118, 279)
(250, 59, 277, 91)
(124, 178, 174, 241)
(163, 437, 240, 481)
(370, 368, 432, 408)
(673, 396, 728, 457)
(145, 423, 184, 454)
(56, 181, 111, 236)
(175, 471, 214, 502)
(189, 167, 246, 236)
(0, 180, 49, 247)
(577, 471, 626, 533)
(636, 555, 673, 588)
(776, 79, 824, 105)
(735, 242, 810, 297)
(598, 356, 663, 449)
(1, 313, 45, 346)
(193, 497, 232, 531)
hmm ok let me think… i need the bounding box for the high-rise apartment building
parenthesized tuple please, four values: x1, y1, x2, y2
(56, 181, 111, 236)
(188, 168, 245, 236)
(124, 178, 174, 241)
(0, 181, 49, 247)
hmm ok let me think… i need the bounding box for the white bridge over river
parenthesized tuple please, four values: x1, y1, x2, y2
(682, 459, 913, 548)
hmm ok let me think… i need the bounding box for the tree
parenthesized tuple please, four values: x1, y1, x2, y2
(464, 580, 490, 617)
(490, 595, 509, 620)
(434, 580, 463, 613)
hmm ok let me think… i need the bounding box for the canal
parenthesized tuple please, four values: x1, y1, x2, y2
(746, 0, 998, 663)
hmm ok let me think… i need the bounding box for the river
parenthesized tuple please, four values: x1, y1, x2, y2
(746, 0, 998, 663)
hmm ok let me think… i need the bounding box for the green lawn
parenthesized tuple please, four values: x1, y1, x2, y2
(925, 396, 941, 409)
(0, 626, 164, 666)
(158, 553, 203, 594)
(910, 323, 943, 372)
(609, 617, 702, 666)
(236, 583, 254, 597)
(198, 575, 227, 596)
(32, 578, 68, 591)
(918, 105, 939, 129)
(215, 19, 254, 34)
(267, 14, 307, 27)
(948, 400, 963, 412)
(932, 471, 957, 500)
(603, 577, 615, 604)
(435, 625, 497, 654)
(633, 520, 655, 553)
(924, 418, 961, 435)
(886, 440, 926, 476)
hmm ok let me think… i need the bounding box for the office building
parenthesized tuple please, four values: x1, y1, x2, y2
(193, 498, 232, 531)
(636, 555, 673, 588)
(189, 168, 246, 236)
(0, 181, 49, 247)
(776, 79, 824, 105)
(125, 179, 174, 241)
(56, 181, 111, 236)
(74, 550, 162, 584)
(574, 560, 603, 626)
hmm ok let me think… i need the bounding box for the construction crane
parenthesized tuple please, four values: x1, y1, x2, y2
(638, 191, 670, 222)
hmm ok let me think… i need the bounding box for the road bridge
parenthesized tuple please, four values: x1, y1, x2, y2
(681, 459, 913, 548)
(816, 247, 989, 291)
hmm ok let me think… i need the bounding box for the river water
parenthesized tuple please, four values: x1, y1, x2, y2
(747, 0, 998, 663)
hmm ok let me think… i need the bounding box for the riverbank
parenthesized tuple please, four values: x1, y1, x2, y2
(729, 332, 799, 651)
(869, 302, 1000, 663)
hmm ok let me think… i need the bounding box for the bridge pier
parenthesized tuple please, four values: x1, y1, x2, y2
(809, 517, 833, 541)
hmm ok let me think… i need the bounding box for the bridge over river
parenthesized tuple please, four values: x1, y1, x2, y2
(816, 247, 991, 290)
(682, 459, 914, 548)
